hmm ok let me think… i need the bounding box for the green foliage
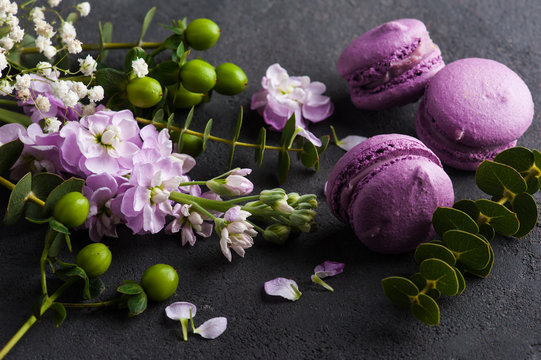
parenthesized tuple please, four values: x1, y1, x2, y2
(98, 21, 113, 63)
(117, 281, 144, 295)
(432, 207, 479, 237)
(0, 139, 23, 175)
(414, 243, 456, 266)
(410, 293, 440, 326)
(227, 107, 243, 169)
(43, 178, 85, 216)
(475, 160, 526, 197)
(138, 7, 157, 45)
(4, 172, 32, 225)
(381, 277, 419, 308)
(96, 68, 130, 98)
(50, 303, 67, 327)
(56, 265, 91, 299)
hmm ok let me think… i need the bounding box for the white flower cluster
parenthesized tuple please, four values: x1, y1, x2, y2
(59, 21, 82, 54)
(0, 0, 24, 73)
(31, 6, 57, 59)
(49, 79, 104, 108)
(132, 58, 149, 78)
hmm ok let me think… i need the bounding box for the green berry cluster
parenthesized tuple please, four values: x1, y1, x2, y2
(382, 147, 541, 325)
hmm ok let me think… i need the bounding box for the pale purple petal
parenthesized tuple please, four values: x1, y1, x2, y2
(302, 101, 334, 123)
(250, 89, 268, 112)
(314, 261, 345, 278)
(337, 135, 367, 152)
(220, 229, 232, 262)
(0, 123, 25, 145)
(165, 302, 197, 320)
(296, 127, 322, 147)
(181, 225, 197, 246)
(231, 168, 252, 176)
(197, 222, 213, 237)
(225, 175, 253, 195)
(224, 206, 241, 222)
(264, 277, 302, 301)
(194, 317, 227, 339)
(263, 101, 290, 131)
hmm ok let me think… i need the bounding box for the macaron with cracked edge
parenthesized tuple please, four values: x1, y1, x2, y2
(337, 18, 445, 111)
(415, 58, 534, 171)
(325, 134, 454, 254)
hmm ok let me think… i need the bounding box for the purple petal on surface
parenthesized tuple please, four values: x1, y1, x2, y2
(194, 317, 227, 339)
(165, 302, 197, 320)
(313, 261, 345, 278)
(337, 135, 367, 152)
(264, 277, 302, 301)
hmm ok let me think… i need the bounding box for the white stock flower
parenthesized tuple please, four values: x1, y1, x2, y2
(35, 94, 51, 112)
(76, 2, 90, 17)
(131, 58, 148, 78)
(218, 206, 257, 262)
(78, 55, 97, 76)
(87, 86, 104, 102)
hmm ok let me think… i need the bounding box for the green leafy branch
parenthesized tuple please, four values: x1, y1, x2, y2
(382, 147, 541, 325)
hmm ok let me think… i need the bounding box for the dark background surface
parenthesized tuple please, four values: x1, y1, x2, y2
(1, 0, 541, 359)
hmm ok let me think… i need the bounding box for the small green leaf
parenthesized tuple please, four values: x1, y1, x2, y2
(202, 118, 213, 151)
(432, 207, 479, 237)
(381, 276, 419, 308)
(106, 93, 133, 112)
(442, 230, 491, 270)
(475, 199, 519, 236)
(138, 7, 156, 44)
(83, 278, 106, 300)
(419, 258, 459, 296)
(453, 200, 480, 220)
(117, 282, 144, 295)
(47, 230, 65, 258)
(66, 12, 78, 24)
(475, 160, 527, 197)
(164, 34, 182, 49)
(150, 60, 179, 86)
(96, 68, 129, 97)
(166, 112, 175, 128)
(50, 303, 67, 327)
(512, 192, 539, 238)
(317, 135, 330, 155)
(43, 177, 85, 216)
(48, 218, 70, 235)
(452, 266, 466, 295)
(465, 245, 494, 278)
(183, 106, 194, 129)
(161, 23, 183, 35)
(176, 42, 185, 60)
(277, 150, 290, 184)
(98, 21, 113, 63)
(124, 47, 147, 73)
(64, 233, 72, 253)
(56, 266, 90, 299)
(479, 224, 495, 242)
(494, 147, 534, 173)
(31, 173, 64, 200)
(255, 127, 266, 167)
(33, 294, 48, 320)
(279, 114, 297, 148)
(4, 172, 32, 225)
(227, 108, 244, 169)
(127, 292, 148, 317)
(0, 139, 23, 175)
(152, 108, 165, 124)
(532, 150, 541, 171)
(414, 243, 457, 266)
(525, 175, 539, 194)
(409, 273, 440, 300)
(300, 141, 319, 168)
(410, 293, 440, 325)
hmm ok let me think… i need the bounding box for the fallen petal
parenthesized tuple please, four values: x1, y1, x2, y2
(264, 277, 302, 301)
(165, 302, 197, 320)
(314, 261, 345, 278)
(337, 135, 367, 152)
(194, 317, 228, 339)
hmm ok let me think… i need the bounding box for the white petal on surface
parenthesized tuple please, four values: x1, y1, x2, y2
(194, 317, 228, 339)
(264, 277, 301, 301)
(165, 302, 197, 320)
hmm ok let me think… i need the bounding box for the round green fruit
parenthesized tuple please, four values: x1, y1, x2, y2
(168, 83, 204, 109)
(76, 243, 112, 278)
(53, 192, 89, 228)
(180, 133, 204, 157)
(126, 76, 163, 108)
(179, 59, 216, 94)
(140, 264, 179, 302)
(184, 18, 220, 51)
(214, 63, 248, 95)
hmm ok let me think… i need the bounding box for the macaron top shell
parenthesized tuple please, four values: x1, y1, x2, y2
(337, 18, 430, 77)
(423, 58, 534, 147)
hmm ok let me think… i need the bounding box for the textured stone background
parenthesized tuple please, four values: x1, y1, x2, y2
(1, 0, 540, 359)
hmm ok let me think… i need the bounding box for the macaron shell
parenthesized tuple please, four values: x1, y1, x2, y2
(423, 58, 534, 147)
(348, 156, 454, 253)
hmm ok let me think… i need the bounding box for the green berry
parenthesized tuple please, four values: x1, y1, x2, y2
(180, 133, 204, 157)
(126, 76, 163, 108)
(76, 243, 112, 278)
(214, 63, 248, 95)
(180, 59, 216, 94)
(168, 83, 204, 109)
(53, 192, 89, 228)
(140, 264, 179, 302)
(184, 18, 220, 51)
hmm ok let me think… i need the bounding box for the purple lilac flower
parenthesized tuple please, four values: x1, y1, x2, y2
(59, 109, 141, 177)
(165, 202, 213, 246)
(218, 206, 257, 262)
(83, 173, 127, 242)
(264, 277, 302, 301)
(250, 63, 334, 146)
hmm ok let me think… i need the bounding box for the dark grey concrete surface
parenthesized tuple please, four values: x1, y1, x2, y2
(1, 0, 540, 359)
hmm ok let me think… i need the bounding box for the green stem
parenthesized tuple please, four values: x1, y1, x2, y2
(21, 42, 164, 54)
(180, 318, 189, 341)
(177, 181, 207, 187)
(290, 283, 302, 300)
(0, 99, 18, 107)
(225, 195, 261, 204)
(311, 274, 334, 292)
(0, 176, 46, 207)
(61, 298, 121, 308)
(169, 191, 231, 213)
(40, 229, 56, 295)
(0, 278, 78, 359)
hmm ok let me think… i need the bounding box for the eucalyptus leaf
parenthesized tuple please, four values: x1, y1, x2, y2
(0, 139, 23, 175)
(127, 292, 148, 317)
(475, 199, 519, 236)
(279, 114, 297, 148)
(432, 207, 479, 237)
(202, 118, 213, 151)
(381, 276, 419, 308)
(43, 178, 85, 216)
(494, 146, 534, 173)
(409, 273, 441, 300)
(228, 108, 244, 168)
(410, 293, 440, 326)
(124, 47, 147, 73)
(475, 160, 527, 197)
(533, 150, 541, 171)
(512, 192, 538, 238)
(317, 135, 330, 155)
(96, 68, 129, 97)
(479, 223, 495, 242)
(31, 173, 64, 200)
(525, 176, 539, 195)
(277, 150, 290, 184)
(452, 266, 466, 295)
(138, 7, 156, 44)
(50, 303, 67, 327)
(419, 258, 459, 296)
(47, 230, 65, 258)
(255, 127, 266, 167)
(4, 172, 32, 225)
(465, 244, 494, 278)
(301, 141, 319, 168)
(117, 282, 144, 295)
(98, 21, 113, 63)
(442, 230, 491, 270)
(83, 278, 106, 300)
(414, 243, 457, 266)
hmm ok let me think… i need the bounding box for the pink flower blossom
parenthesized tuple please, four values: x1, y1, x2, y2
(217, 206, 257, 262)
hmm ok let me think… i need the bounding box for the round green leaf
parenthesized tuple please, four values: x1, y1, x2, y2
(117, 282, 144, 295)
(494, 147, 534, 173)
(479, 224, 495, 242)
(452, 266, 466, 295)
(476, 199, 519, 236)
(0, 139, 23, 175)
(409, 273, 441, 300)
(301, 141, 319, 168)
(381, 276, 419, 308)
(453, 199, 480, 220)
(410, 293, 440, 326)
(419, 258, 459, 296)
(4, 172, 32, 225)
(532, 149, 541, 170)
(442, 230, 491, 270)
(127, 292, 148, 317)
(317, 135, 330, 155)
(465, 244, 494, 278)
(525, 175, 539, 194)
(475, 160, 527, 197)
(31, 173, 64, 200)
(512, 192, 539, 238)
(432, 207, 479, 237)
(414, 243, 456, 266)
(429, 239, 444, 245)
(50, 303, 67, 328)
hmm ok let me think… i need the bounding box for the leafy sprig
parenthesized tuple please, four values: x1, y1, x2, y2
(382, 147, 541, 325)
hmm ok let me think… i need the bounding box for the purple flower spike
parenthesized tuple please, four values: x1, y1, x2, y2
(311, 261, 345, 292)
(194, 317, 227, 339)
(264, 277, 302, 301)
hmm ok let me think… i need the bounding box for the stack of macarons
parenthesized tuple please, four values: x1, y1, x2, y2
(330, 18, 534, 253)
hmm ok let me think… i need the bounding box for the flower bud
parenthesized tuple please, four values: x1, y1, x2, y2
(295, 194, 318, 209)
(206, 179, 234, 197)
(260, 188, 294, 213)
(286, 192, 300, 204)
(289, 209, 317, 228)
(225, 174, 253, 195)
(263, 224, 291, 245)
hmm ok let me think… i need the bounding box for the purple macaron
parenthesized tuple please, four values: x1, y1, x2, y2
(325, 134, 454, 254)
(337, 18, 444, 111)
(415, 58, 534, 171)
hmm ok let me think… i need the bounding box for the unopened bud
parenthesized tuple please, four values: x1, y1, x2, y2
(263, 224, 291, 245)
